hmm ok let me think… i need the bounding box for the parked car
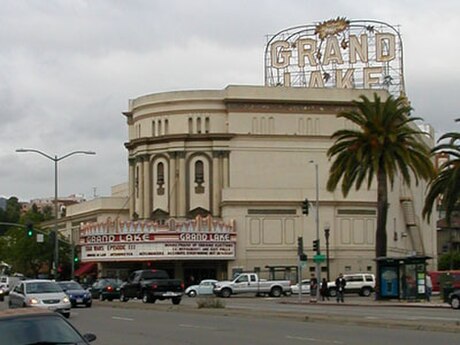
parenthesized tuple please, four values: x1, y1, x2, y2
(120, 269, 184, 304)
(89, 278, 123, 301)
(290, 279, 311, 294)
(448, 289, 460, 309)
(57, 281, 92, 308)
(327, 273, 375, 297)
(0, 286, 5, 301)
(0, 308, 96, 344)
(8, 279, 71, 318)
(185, 279, 218, 297)
(213, 273, 291, 298)
(0, 275, 25, 296)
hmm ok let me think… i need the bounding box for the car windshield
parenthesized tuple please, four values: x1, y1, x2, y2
(104, 278, 123, 286)
(26, 282, 63, 294)
(58, 282, 84, 291)
(0, 315, 86, 344)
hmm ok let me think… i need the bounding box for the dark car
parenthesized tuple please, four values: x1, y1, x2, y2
(0, 308, 96, 344)
(448, 289, 460, 309)
(57, 281, 92, 308)
(89, 278, 123, 301)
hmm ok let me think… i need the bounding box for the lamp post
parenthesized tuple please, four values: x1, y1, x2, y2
(16, 148, 95, 279)
(324, 223, 330, 281)
(309, 160, 321, 300)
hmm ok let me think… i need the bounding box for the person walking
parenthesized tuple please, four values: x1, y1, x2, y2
(310, 274, 318, 302)
(335, 273, 346, 303)
(320, 278, 329, 301)
(425, 273, 433, 302)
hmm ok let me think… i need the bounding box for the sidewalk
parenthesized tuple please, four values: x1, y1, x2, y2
(285, 294, 451, 308)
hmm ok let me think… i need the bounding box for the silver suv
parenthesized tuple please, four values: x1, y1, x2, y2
(327, 273, 375, 297)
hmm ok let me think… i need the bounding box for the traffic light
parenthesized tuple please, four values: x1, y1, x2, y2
(297, 236, 304, 256)
(26, 223, 34, 237)
(313, 239, 319, 253)
(73, 255, 79, 263)
(299, 253, 307, 262)
(301, 198, 309, 215)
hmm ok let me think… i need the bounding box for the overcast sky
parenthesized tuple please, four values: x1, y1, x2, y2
(1, 0, 459, 202)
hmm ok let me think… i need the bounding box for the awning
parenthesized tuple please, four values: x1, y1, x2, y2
(74, 262, 96, 277)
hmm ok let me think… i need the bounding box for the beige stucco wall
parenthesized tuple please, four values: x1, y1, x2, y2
(121, 85, 437, 279)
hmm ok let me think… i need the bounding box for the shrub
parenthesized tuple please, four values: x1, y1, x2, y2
(196, 297, 226, 309)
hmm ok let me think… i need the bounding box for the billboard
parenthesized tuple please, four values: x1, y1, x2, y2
(265, 18, 404, 97)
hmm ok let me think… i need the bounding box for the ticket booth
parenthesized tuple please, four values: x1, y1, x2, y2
(376, 256, 431, 300)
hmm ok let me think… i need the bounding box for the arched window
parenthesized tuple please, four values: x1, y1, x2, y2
(194, 160, 205, 194)
(157, 162, 165, 195)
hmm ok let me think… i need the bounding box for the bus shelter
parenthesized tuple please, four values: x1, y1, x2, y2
(376, 256, 431, 300)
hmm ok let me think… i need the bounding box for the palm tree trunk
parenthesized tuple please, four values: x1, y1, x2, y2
(375, 169, 389, 300)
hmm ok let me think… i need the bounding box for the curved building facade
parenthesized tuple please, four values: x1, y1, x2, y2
(106, 85, 437, 281)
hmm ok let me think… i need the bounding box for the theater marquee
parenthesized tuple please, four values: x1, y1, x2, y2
(79, 216, 236, 262)
(265, 18, 404, 96)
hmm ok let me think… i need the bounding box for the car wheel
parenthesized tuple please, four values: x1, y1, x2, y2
(188, 290, 197, 298)
(62, 312, 70, 319)
(86, 302, 92, 308)
(172, 297, 181, 305)
(361, 287, 371, 297)
(99, 294, 105, 301)
(107, 297, 113, 301)
(451, 297, 460, 309)
(270, 286, 282, 298)
(142, 291, 152, 303)
(328, 288, 337, 297)
(120, 291, 128, 302)
(221, 288, 232, 298)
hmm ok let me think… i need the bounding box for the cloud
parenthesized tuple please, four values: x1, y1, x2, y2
(1, 0, 459, 200)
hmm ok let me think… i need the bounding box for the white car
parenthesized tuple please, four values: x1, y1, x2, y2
(8, 279, 71, 318)
(290, 279, 311, 294)
(327, 273, 375, 297)
(185, 279, 218, 297)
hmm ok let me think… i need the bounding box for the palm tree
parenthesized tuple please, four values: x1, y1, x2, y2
(423, 129, 460, 225)
(326, 93, 435, 297)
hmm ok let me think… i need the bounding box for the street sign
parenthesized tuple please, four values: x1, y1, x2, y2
(313, 254, 326, 263)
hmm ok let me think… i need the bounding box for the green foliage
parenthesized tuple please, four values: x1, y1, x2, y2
(196, 297, 226, 309)
(423, 130, 460, 226)
(0, 198, 71, 277)
(326, 93, 435, 258)
(438, 252, 460, 270)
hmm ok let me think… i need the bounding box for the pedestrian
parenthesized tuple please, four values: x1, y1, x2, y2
(310, 274, 318, 302)
(425, 273, 433, 302)
(320, 278, 329, 301)
(335, 273, 346, 303)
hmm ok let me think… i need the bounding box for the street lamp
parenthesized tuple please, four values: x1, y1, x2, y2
(309, 160, 320, 300)
(324, 223, 330, 281)
(16, 148, 95, 279)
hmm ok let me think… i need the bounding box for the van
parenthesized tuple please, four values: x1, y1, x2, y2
(429, 271, 460, 292)
(0, 275, 25, 295)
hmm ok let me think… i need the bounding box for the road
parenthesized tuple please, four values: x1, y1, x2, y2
(1, 295, 459, 344)
(68, 301, 459, 345)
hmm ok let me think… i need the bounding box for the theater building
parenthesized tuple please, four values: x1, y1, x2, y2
(67, 19, 437, 282)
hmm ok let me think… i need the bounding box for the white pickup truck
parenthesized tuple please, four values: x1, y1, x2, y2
(213, 273, 291, 298)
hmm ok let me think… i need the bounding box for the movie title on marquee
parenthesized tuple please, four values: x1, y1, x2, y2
(265, 18, 404, 97)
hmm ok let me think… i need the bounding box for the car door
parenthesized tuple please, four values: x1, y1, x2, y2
(9, 282, 25, 308)
(199, 280, 216, 295)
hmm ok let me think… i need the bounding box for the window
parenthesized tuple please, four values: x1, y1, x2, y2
(194, 160, 205, 194)
(157, 162, 165, 195)
(188, 117, 193, 134)
(164, 119, 169, 135)
(205, 117, 210, 133)
(196, 117, 202, 134)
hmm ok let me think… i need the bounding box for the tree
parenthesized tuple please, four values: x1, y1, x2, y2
(423, 129, 460, 226)
(326, 93, 435, 297)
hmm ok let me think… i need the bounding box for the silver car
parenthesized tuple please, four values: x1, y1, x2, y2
(8, 279, 71, 318)
(290, 279, 311, 294)
(185, 279, 218, 297)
